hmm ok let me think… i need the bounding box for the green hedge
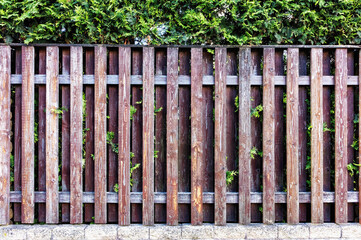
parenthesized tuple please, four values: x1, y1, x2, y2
(1, 0, 360, 45)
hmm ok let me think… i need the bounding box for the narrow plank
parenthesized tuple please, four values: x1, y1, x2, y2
(359, 49, 361, 224)
(191, 48, 203, 225)
(94, 46, 107, 223)
(108, 48, 119, 223)
(178, 49, 191, 223)
(311, 48, 324, 223)
(61, 47, 71, 223)
(70, 46, 83, 224)
(166, 47, 179, 225)
(38, 48, 46, 223)
(262, 48, 275, 224)
(21, 46, 35, 224)
(155, 49, 167, 223)
(214, 48, 227, 225)
(142, 47, 155, 226)
(0, 46, 11, 225)
(45, 46, 59, 223)
(84, 48, 95, 222)
(238, 48, 251, 224)
(335, 48, 348, 224)
(286, 48, 299, 224)
(14, 47, 22, 222)
(118, 47, 131, 225)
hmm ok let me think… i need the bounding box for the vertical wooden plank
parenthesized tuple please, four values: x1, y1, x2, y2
(359, 49, 361, 224)
(0, 46, 11, 225)
(14, 48, 22, 222)
(311, 48, 323, 224)
(239, 48, 251, 224)
(45, 46, 59, 223)
(84, 48, 95, 222)
(143, 47, 155, 226)
(191, 48, 203, 225)
(38, 48, 46, 223)
(118, 47, 131, 226)
(108, 48, 119, 223)
(214, 48, 227, 225)
(262, 48, 275, 224)
(61, 48, 71, 223)
(21, 46, 35, 224)
(286, 48, 299, 224)
(166, 47, 179, 225)
(335, 48, 348, 224)
(155, 49, 167, 223)
(94, 46, 107, 223)
(70, 46, 83, 224)
(178, 49, 191, 223)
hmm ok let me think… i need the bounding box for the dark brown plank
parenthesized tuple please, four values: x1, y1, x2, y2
(142, 47, 155, 226)
(335, 48, 348, 224)
(359, 49, 361, 224)
(118, 47, 131, 225)
(0, 46, 11, 225)
(238, 48, 251, 224)
(94, 46, 107, 223)
(38, 48, 46, 223)
(166, 47, 179, 225)
(286, 48, 299, 224)
(21, 46, 35, 224)
(191, 48, 203, 225)
(262, 48, 275, 224)
(61, 48, 71, 223)
(311, 48, 324, 224)
(84, 48, 95, 222)
(108, 48, 118, 223)
(178, 49, 191, 223)
(45, 46, 59, 223)
(155, 49, 167, 223)
(70, 46, 83, 224)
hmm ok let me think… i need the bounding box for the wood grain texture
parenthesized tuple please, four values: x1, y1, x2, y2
(238, 48, 251, 224)
(0, 46, 11, 225)
(142, 47, 155, 226)
(214, 48, 227, 226)
(286, 48, 299, 224)
(191, 48, 203, 225)
(311, 48, 324, 224)
(94, 46, 107, 223)
(61, 47, 71, 223)
(21, 46, 35, 224)
(166, 47, 179, 226)
(262, 48, 275, 224)
(45, 46, 59, 223)
(335, 48, 348, 224)
(359, 49, 361, 224)
(70, 46, 83, 224)
(118, 47, 131, 225)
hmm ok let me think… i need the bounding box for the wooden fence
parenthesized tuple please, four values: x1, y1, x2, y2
(0, 44, 360, 226)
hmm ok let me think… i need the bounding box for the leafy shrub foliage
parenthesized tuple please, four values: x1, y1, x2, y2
(0, 0, 360, 45)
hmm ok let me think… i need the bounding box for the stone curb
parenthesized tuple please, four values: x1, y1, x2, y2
(0, 223, 360, 239)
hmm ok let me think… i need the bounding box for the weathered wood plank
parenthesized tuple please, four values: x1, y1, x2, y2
(286, 48, 299, 224)
(21, 46, 35, 224)
(118, 47, 131, 225)
(142, 47, 155, 226)
(94, 46, 107, 223)
(0, 46, 11, 225)
(191, 48, 203, 225)
(262, 48, 275, 224)
(166, 47, 179, 226)
(214, 48, 227, 226)
(239, 48, 251, 224)
(45, 46, 59, 223)
(70, 46, 83, 224)
(335, 48, 348, 224)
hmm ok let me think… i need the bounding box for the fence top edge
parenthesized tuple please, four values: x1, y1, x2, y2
(0, 43, 360, 49)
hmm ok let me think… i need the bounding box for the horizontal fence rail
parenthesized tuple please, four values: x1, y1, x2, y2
(0, 45, 360, 226)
